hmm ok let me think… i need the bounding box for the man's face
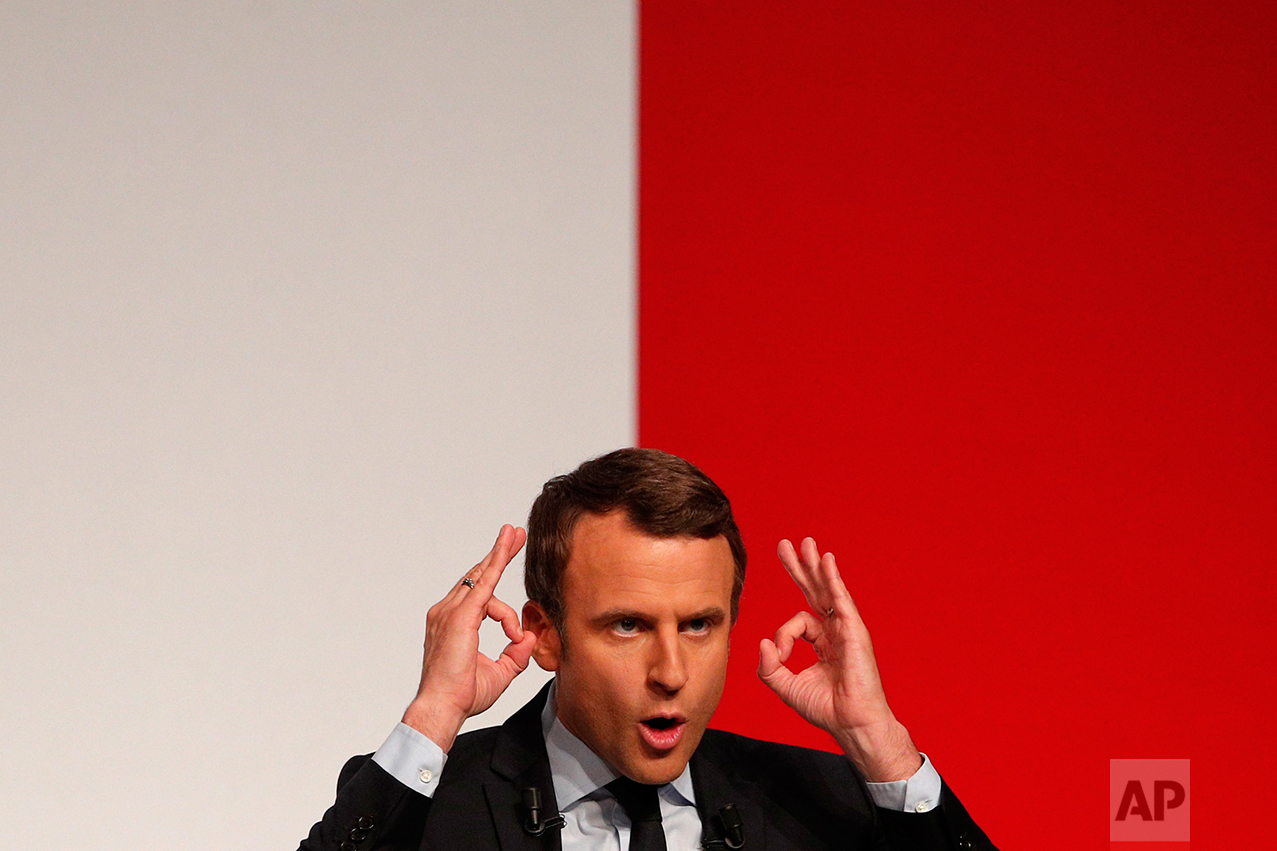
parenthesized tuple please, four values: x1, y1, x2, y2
(526, 511, 735, 784)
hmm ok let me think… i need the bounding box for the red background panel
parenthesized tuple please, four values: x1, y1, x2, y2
(639, 2, 1275, 848)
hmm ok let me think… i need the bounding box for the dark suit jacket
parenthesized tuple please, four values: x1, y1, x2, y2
(299, 685, 996, 851)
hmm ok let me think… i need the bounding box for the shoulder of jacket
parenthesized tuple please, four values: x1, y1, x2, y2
(699, 728, 855, 777)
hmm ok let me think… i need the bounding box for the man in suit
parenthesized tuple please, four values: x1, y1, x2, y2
(300, 449, 996, 850)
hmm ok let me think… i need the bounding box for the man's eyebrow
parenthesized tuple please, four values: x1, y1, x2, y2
(591, 608, 647, 626)
(683, 607, 727, 623)
(590, 607, 728, 625)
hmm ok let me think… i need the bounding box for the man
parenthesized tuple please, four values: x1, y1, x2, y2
(300, 449, 995, 850)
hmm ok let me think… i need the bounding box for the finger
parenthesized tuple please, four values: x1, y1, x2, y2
(492, 630, 537, 682)
(771, 610, 823, 663)
(472, 524, 511, 574)
(472, 524, 521, 580)
(435, 576, 472, 611)
(777, 538, 804, 577)
(817, 552, 873, 634)
(757, 637, 797, 694)
(485, 595, 524, 643)
(800, 538, 845, 614)
(800, 537, 824, 581)
(818, 551, 857, 619)
(479, 526, 525, 584)
(453, 532, 522, 630)
(778, 539, 820, 603)
(482, 524, 515, 569)
(458, 526, 523, 610)
(437, 568, 484, 612)
(470, 528, 524, 610)
(435, 527, 509, 609)
(779, 538, 828, 612)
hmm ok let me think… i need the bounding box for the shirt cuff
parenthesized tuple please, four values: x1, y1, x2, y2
(865, 753, 942, 813)
(370, 722, 447, 797)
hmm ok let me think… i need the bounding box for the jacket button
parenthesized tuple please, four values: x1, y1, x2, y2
(349, 829, 367, 842)
(357, 816, 375, 830)
(956, 832, 974, 849)
(339, 843, 356, 851)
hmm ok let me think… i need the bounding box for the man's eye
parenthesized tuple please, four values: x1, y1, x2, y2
(615, 618, 639, 634)
(685, 618, 709, 634)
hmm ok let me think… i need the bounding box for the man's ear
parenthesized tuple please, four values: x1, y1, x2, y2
(522, 601, 562, 672)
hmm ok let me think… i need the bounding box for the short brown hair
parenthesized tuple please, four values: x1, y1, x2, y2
(525, 448, 747, 632)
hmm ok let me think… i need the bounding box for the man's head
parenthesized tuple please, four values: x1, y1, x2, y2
(521, 448, 747, 784)
(523, 448, 747, 632)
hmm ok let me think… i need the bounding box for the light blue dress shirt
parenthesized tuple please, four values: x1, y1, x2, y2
(372, 682, 944, 849)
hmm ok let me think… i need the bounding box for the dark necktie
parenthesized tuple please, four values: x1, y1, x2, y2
(605, 776, 668, 851)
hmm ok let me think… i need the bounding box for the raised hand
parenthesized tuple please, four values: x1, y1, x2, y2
(757, 537, 922, 782)
(401, 525, 537, 752)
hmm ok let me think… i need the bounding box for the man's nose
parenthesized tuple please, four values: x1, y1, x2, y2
(647, 628, 688, 694)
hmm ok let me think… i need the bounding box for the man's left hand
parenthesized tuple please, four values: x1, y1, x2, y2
(757, 537, 923, 782)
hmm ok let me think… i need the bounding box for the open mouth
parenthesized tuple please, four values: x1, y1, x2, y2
(639, 715, 687, 751)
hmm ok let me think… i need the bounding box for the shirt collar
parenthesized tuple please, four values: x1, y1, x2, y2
(541, 679, 696, 810)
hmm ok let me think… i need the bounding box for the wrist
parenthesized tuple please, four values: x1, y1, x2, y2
(401, 697, 465, 753)
(834, 719, 922, 782)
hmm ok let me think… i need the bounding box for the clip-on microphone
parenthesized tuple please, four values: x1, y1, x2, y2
(701, 803, 746, 849)
(520, 787, 566, 837)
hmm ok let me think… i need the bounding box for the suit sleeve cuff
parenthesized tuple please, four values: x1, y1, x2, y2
(370, 722, 447, 797)
(865, 752, 943, 813)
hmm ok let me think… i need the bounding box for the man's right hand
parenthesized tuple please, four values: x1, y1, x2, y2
(400, 525, 536, 752)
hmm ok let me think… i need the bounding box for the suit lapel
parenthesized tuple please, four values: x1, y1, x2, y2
(484, 682, 563, 851)
(691, 745, 768, 850)
(454, 684, 783, 851)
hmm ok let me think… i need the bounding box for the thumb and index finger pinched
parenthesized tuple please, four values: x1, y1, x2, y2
(406, 526, 535, 746)
(468, 524, 533, 643)
(757, 608, 824, 697)
(757, 537, 866, 695)
(467, 526, 537, 697)
(454, 524, 526, 624)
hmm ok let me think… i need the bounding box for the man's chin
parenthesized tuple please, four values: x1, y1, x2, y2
(618, 731, 703, 784)
(620, 751, 691, 785)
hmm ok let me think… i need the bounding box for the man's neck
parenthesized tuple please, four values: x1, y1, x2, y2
(540, 680, 696, 811)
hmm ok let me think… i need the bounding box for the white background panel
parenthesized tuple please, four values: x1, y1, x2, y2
(0, 3, 634, 847)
